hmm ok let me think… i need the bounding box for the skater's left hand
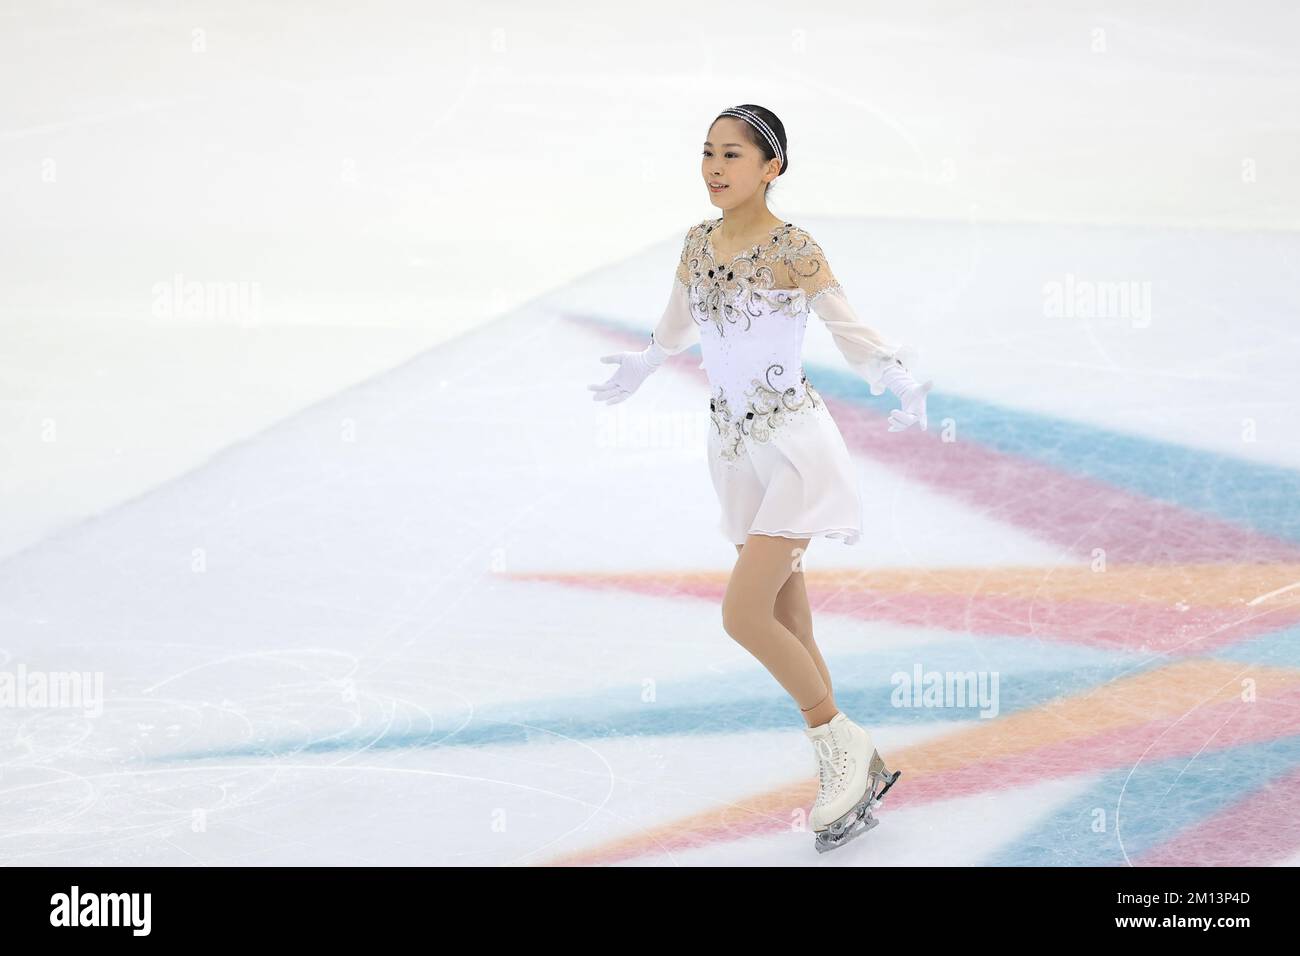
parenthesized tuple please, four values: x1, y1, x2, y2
(588, 336, 671, 406)
(887, 378, 932, 432)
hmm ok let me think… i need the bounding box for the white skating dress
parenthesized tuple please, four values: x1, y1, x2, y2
(650, 218, 918, 547)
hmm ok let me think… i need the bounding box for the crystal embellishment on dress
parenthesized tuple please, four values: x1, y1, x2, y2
(680, 220, 801, 334)
(744, 364, 821, 444)
(710, 369, 822, 462)
(672, 216, 912, 459)
(708, 387, 746, 462)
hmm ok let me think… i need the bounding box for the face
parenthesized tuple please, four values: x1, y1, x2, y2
(702, 117, 780, 209)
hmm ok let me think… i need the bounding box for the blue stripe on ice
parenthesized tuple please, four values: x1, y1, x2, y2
(985, 732, 1300, 866)
(591, 315, 1300, 541)
(804, 362, 1300, 544)
(149, 636, 1153, 762)
(595, 317, 1294, 541)
(1208, 621, 1300, 669)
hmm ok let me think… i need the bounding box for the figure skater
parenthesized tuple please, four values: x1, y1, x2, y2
(588, 105, 932, 852)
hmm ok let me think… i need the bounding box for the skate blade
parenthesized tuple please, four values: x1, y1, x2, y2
(867, 752, 902, 807)
(814, 808, 879, 854)
(813, 788, 882, 854)
(872, 768, 902, 806)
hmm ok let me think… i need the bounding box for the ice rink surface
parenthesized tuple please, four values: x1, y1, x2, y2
(2, 2, 1299, 865)
(3, 213, 1299, 865)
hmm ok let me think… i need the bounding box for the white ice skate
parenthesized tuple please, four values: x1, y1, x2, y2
(804, 712, 902, 854)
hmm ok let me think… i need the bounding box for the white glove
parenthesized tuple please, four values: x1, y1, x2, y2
(587, 335, 671, 405)
(879, 362, 933, 432)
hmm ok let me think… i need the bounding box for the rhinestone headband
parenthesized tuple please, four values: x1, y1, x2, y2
(718, 106, 784, 168)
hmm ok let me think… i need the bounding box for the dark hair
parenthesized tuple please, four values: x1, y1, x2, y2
(714, 104, 789, 192)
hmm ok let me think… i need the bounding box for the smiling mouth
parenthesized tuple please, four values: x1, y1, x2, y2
(708, 182, 728, 191)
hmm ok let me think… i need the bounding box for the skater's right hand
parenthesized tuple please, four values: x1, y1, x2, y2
(587, 336, 669, 405)
(879, 362, 932, 432)
(887, 377, 932, 432)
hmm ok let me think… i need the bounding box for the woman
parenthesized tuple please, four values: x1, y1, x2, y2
(588, 105, 931, 852)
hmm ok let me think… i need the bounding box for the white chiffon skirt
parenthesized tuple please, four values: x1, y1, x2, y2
(707, 398, 864, 547)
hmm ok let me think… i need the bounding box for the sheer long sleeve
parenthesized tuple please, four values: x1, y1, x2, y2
(782, 229, 917, 396)
(649, 228, 701, 356)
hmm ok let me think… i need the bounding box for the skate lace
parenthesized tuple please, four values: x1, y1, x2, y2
(813, 735, 847, 807)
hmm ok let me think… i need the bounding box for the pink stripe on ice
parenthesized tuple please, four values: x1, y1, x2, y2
(825, 396, 1300, 565)
(517, 572, 1300, 655)
(898, 682, 1300, 810)
(1132, 763, 1300, 866)
(809, 588, 1300, 656)
(587, 319, 1300, 565)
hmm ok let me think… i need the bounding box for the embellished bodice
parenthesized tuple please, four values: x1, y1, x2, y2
(647, 216, 913, 462)
(675, 218, 840, 332)
(676, 219, 834, 460)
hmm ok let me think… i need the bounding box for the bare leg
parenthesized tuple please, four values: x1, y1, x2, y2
(726, 535, 838, 728)
(777, 561, 836, 720)
(735, 541, 836, 718)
